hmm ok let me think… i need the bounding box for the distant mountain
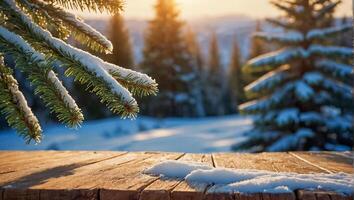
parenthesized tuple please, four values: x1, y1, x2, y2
(85, 15, 260, 68)
(86, 15, 351, 69)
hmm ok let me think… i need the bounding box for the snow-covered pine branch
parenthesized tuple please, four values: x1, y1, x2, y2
(43, 0, 124, 14)
(307, 24, 352, 40)
(28, 0, 113, 53)
(308, 45, 353, 58)
(3, 0, 156, 118)
(254, 32, 303, 44)
(0, 0, 158, 142)
(0, 56, 42, 143)
(245, 65, 291, 93)
(246, 48, 306, 69)
(247, 45, 352, 70)
(315, 59, 353, 79)
(0, 26, 84, 127)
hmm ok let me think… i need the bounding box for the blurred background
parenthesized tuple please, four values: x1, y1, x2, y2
(0, 0, 352, 152)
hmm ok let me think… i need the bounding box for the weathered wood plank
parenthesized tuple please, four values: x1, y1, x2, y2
(3, 189, 39, 200)
(297, 190, 316, 200)
(213, 152, 327, 173)
(39, 189, 98, 200)
(0, 151, 69, 169)
(329, 193, 353, 200)
(0, 151, 125, 188)
(0, 151, 352, 200)
(98, 152, 183, 200)
(29, 152, 151, 189)
(0, 151, 77, 172)
(171, 153, 214, 200)
(289, 152, 353, 173)
(143, 153, 213, 200)
(30, 151, 182, 200)
(210, 152, 326, 200)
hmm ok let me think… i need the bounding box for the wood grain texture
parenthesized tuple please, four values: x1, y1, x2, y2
(290, 152, 354, 173)
(0, 151, 352, 200)
(211, 152, 322, 200)
(170, 153, 214, 200)
(98, 152, 183, 200)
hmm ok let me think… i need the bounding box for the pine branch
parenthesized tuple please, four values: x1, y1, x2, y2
(245, 65, 291, 93)
(246, 48, 306, 69)
(16, 0, 71, 40)
(266, 18, 296, 30)
(4, 0, 140, 118)
(303, 72, 352, 100)
(42, 0, 124, 14)
(308, 45, 352, 58)
(315, 59, 353, 79)
(314, 0, 341, 19)
(306, 24, 352, 40)
(104, 64, 158, 97)
(254, 31, 304, 45)
(28, 0, 113, 53)
(0, 55, 42, 143)
(270, 1, 302, 17)
(0, 26, 84, 127)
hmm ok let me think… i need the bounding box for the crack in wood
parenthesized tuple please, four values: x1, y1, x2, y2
(288, 152, 333, 173)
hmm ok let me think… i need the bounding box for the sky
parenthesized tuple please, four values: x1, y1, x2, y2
(77, 0, 353, 19)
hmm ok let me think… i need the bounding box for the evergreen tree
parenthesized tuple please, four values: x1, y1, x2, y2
(141, 0, 196, 117)
(185, 28, 206, 117)
(0, 0, 157, 143)
(234, 0, 353, 151)
(205, 32, 225, 115)
(107, 14, 134, 68)
(227, 38, 245, 113)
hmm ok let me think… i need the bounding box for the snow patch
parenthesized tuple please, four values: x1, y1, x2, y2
(145, 160, 354, 194)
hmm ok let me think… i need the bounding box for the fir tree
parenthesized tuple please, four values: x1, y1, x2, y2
(235, 0, 353, 151)
(185, 28, 206, 117)
(227, 38, 245, 113)
(107, 14, 134, 68)
(0, 0, 157, 143)
(205, 32, 225, 115)
(141, 0, 196, 117)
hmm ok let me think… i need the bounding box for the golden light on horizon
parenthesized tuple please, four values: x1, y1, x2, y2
(75, 0, 352, 19)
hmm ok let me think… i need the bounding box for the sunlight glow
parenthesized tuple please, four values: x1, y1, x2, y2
(75, 0, 352, 19)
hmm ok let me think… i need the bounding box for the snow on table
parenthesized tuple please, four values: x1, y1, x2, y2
(0, 151, 352, 200)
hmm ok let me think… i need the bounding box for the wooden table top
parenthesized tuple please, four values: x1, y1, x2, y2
(0, 151, 352, 200)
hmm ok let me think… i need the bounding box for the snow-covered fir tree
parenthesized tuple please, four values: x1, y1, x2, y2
(141, 0, 198, 117)
(0, 0, 157, 143)
(235, 0, 353, 151)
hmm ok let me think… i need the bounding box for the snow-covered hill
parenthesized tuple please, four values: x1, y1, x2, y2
(0, 115, 252, 152)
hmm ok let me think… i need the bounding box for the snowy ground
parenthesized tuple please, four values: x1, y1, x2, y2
(0, 115, 252, 152)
